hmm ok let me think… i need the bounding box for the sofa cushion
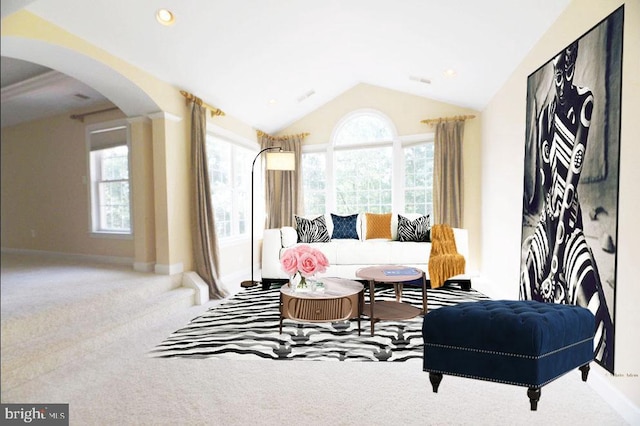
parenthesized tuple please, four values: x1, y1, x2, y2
(331, 213, 359, 239)
(281, 226, 298, 247)
(295, 215, 331, 243)
(302, 242, 339, 265)
(336, 240, 431, 265)
(365, 213, 392, 240)
(397, 214, 431, 242)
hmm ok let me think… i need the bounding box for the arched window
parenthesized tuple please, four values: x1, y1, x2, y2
(333, 112, 394, 146)
(302, 109, 433, 216)
(332, 111, 395, 214)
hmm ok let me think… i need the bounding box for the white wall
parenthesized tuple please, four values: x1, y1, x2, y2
(482, 0, 639, 410)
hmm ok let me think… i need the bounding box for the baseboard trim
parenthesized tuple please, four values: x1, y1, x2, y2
(133, 262, 155, 273)
(1, 247, 133, 266)
(588, 367, 640, 425)
(155, 262, 184, 275)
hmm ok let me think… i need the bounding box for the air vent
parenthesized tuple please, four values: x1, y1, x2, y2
(409, 76, 431, 84)
(297, 90, 315, 103)
(74, 93, 91, 100)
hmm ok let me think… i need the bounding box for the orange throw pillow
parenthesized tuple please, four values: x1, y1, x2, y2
(365, 213, 392, 239)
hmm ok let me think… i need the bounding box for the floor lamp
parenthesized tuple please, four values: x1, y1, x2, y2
(240, 146, 296, 288)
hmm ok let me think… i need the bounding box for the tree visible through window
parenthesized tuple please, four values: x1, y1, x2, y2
(302, 153, 326, 216)
(206, 133, 253, 239)
(89, 124, 131, 234)
(302, 110, 434, 216)
(404, 143, 434, 214)
(334, 146, 392, 214)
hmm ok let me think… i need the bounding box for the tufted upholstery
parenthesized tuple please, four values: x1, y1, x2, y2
(422, 300, 595, 408)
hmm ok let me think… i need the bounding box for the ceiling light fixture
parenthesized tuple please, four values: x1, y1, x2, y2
(156, 9, 175, 26)
(443, 69, 457, 78)
(268, 99, 277, 105)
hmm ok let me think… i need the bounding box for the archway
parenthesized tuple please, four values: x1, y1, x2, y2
(1, 36, 161, 117)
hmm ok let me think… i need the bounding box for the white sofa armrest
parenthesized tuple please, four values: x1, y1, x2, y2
(452, 228, 469, 265)
(261, 228, 289, 280)
(281, 226, 297, 248)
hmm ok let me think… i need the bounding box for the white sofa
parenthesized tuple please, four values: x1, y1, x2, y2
(260, 213, 469, 290)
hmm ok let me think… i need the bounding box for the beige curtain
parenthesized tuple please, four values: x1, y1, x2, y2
(189, 100, 229, 299)
(433, 120, 465, 228)
(259, 133, 304, 229)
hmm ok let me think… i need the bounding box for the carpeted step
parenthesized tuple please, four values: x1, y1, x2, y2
(1, 273, 182, 345)
(1, 286, 195, 391)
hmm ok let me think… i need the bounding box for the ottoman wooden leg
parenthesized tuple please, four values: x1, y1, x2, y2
(580, 363, 590, 382)
(429, 372, 443, 393)
(527, 387, 541, 411)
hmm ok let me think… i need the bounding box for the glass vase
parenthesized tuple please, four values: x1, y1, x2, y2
(290, 273, 310, 292)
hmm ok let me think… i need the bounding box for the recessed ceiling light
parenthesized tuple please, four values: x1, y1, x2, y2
(268, 99, 277, 105)
(156, 9, 175, 26)
(443, 69, 457, 78)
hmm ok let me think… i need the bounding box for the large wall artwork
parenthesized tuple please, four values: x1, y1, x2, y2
(519, 6, 623, 374)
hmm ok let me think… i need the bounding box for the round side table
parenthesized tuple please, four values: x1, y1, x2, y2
(356, 265, 427, 336)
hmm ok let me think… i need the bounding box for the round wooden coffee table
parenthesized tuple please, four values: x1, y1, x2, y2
(356, 265, 427, 336)
(279, 277, 364, 335)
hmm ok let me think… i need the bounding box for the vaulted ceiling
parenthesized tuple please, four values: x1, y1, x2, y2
(1, 0, 571, 131)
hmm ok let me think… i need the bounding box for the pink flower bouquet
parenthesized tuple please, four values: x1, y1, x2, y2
(280, 245, 329, 281)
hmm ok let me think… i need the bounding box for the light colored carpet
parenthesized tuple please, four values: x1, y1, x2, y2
(0, 252, 630, 425)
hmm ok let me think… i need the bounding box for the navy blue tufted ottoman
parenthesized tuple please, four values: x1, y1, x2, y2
(422, 300, 595, 410)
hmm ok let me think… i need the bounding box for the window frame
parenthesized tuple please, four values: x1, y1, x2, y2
(86, 119, 133, 239)
(301, 109, 434, 216)
(205, 123, 259, 245)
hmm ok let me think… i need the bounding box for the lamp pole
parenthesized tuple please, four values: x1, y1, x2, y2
(240, 146, 282, 288)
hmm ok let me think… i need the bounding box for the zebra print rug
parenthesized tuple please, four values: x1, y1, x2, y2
(149, 284, 490, 362)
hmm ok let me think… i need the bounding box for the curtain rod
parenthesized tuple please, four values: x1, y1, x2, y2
(70, 106, 119, 122)
(256, 130, 310, 141)
(421, 114, 476, 125)
(180, 90, 225, 117)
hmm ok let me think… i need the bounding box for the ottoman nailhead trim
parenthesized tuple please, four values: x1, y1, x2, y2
(423, 368, 574, 388)
(424, 337, 593, 360)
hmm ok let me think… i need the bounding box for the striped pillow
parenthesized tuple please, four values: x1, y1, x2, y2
(295, 215, 331, 243)
(397, 214, 430, 242)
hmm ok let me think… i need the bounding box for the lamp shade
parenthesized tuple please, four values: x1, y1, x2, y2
(265, 151, 295, 171)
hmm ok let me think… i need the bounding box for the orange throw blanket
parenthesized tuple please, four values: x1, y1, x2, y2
(428, 224, 466, 289)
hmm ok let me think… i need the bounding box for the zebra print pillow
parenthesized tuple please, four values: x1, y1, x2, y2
(397, 214, 430, 242)
(295, 215, 331, 243)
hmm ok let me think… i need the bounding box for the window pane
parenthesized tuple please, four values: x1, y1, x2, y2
(206, 135, 254, 239)
(100, 146, 129, 180)
(302, 153, 326, 215)
(91, 142, 131, 234)
(335, 147, 392, 213)
(207, 139, 232, 238)
(234, 145, 253, 235)
(404, 143, 434, 215)
(299, 111, 433, 219)
(98, 181, 130, 230)
(335, 114, 393, 145)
